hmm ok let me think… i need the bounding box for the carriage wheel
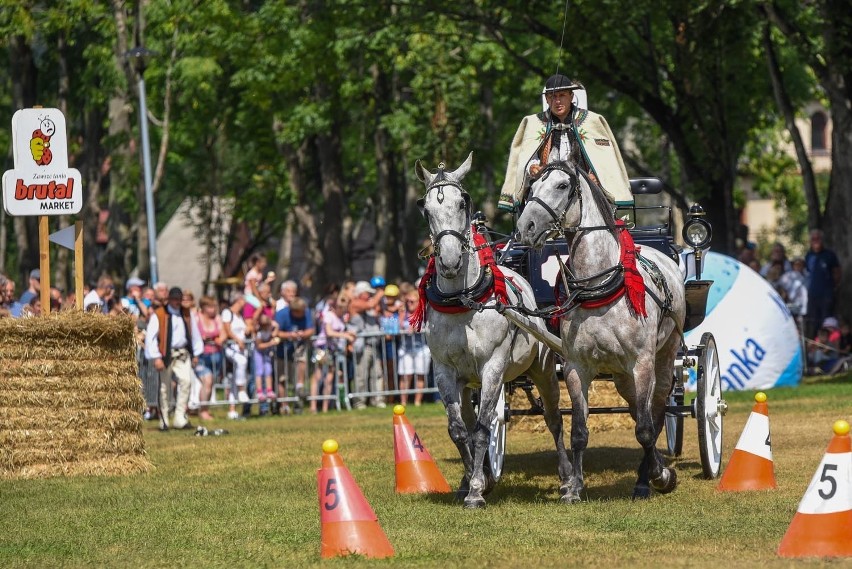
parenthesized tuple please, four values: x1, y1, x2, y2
(696, 332, 724, 479)
(486, 384, 508, 482)
(664, 390, 684, 457)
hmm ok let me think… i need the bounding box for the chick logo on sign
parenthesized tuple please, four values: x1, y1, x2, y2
(2, 108, 83, 217)
(30, 116, 56, 166)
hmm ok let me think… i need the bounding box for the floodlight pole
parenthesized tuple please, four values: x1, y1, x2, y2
(126, 46, 159, 284)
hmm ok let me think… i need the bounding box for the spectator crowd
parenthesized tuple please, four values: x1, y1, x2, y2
(0, 253, 434, 428)
(737, 229, 849, 375)
(1, 226, 847, 426)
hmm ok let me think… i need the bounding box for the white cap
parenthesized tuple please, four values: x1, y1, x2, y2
(353, 281, 376, 296)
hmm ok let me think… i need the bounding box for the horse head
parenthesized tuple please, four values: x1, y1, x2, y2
(517, 162, 583, 249)
(415, 152, 473, 279)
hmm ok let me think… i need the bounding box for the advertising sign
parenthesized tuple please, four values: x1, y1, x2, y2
(684, 252, 803, 391)
(2, 108, 83, 216)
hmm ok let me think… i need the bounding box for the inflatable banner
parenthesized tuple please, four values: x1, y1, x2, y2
(684, 252, 803, 391)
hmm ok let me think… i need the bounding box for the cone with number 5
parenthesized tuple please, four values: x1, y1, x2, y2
(778, 420, 852, 558)
(393, 405, 451, 494)
(717, 392, 777, 491)
(317, 439, 394, 559)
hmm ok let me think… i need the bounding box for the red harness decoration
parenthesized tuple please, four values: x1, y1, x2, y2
(410, 226, 509, 332)
(579, 219, 647, 317)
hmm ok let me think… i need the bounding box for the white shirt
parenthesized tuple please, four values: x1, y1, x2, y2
(144, 306, 204, 360)
(221, 308, 248, 342)
(83, 290, 105, 312)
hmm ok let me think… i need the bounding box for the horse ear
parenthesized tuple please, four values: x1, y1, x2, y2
(415, 159, 434, 185)
(452, 151, 473, 181)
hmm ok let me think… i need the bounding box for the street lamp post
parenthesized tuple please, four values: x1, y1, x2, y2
(125, 46, 159, 284)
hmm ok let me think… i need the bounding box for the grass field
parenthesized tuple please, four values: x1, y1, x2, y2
(2, 374, 851, 568)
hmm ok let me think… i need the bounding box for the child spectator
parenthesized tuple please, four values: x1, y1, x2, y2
(253, 312, 280, 403)
(398, 290, 431, 406)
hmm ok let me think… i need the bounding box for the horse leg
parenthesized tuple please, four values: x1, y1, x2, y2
(455, 386, 476, 500)
(528, 353, 573, 501)
(564, 367, 589, 503)
(630, 355, 666, 500)
(464, 364, 505, 509)
(648, 340, 681, 495)
(435, 364, 474, 502)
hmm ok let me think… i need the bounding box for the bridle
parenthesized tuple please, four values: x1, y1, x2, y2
(417, 162, 472, 260)
(525, 162, 581, 239)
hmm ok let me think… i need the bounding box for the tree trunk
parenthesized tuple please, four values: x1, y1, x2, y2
(314, 110, 347, 291)
(371, 63, 399, 280)
(9, 35, 40, 286)
(54, 32, 71, 293)
(763, 24, 821, 229)
(821, 90, 852, 325)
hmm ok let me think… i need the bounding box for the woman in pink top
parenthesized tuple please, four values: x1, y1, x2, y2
(196, 296, 226, 421)
(309, 296, 355, 413)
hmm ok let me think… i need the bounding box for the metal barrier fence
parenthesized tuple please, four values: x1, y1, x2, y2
(139, 329, 437, 415)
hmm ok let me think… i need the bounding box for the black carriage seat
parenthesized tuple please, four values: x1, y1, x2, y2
(629, 177, 664, 195)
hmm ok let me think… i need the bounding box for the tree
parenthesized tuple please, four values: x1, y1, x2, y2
(763, 0, 852, 323)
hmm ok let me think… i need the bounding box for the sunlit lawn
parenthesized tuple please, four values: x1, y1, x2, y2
(1, 374, 851, 568)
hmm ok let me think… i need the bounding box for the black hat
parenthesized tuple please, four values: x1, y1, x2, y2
(544, 74, 581, 93)
(168, 287, 183, 300)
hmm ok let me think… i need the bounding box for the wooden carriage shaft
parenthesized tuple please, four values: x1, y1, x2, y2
(509, 404, 694, 416)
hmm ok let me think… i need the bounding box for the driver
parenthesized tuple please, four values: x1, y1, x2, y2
(498, 73, 631, 212)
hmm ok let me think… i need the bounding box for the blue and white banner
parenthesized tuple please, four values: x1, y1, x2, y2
(684, 252, 803, 391)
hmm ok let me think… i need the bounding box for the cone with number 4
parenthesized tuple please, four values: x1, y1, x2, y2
(317, 439, 394, 559)
(717, 392, 777, 491)
(393, 405, 451, 494)
(778, 420, 852, 558)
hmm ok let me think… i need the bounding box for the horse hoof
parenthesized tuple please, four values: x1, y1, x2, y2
(560, 492, 582, 504)
(651, 467, 678, 494)
(463, 497, 486, 509)
(632, 484, 651, 500)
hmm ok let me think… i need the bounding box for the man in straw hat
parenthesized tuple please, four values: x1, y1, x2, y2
(498, 73, 631, 212)
(145, 286, 204, 430)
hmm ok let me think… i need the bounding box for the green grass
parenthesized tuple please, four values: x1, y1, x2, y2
(2, 375, 851, 568)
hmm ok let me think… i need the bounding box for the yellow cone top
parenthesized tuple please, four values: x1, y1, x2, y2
(833, 420, 850, 436)
(755, 392, 767, 403)
(393, 405, 406, 416)
(322, 439, 339, 454)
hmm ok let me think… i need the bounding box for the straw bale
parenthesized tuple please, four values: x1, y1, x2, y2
(0, 312, 150, 479)
(0, 389, 143, 410)
(0, 456, 153, 480)
(0, 372, 142, 395)
(509, 380, 634, 434)
(0, 407, 142, 432)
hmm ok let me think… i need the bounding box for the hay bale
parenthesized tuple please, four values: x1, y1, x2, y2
(509, 380, 634, 434)
(0, 312, 151, 479)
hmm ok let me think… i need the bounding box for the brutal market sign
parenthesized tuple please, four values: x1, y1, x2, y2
(2, 108, 83, 216)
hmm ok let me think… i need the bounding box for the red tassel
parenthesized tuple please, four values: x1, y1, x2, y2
(617, 221, 647, 318)
(410, 258, 434, 332)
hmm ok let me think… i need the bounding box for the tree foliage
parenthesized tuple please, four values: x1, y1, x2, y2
(0, 0, 843, 304)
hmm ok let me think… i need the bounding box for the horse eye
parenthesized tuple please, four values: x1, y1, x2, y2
(558, 182, 569, 190)
(458, 200, 467, 210)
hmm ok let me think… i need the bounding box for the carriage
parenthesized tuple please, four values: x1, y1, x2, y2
(482, 176, 727, 484)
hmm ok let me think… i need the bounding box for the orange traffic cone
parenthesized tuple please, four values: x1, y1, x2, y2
(778, 420, 852, 558)
(317, 439, 394, 559)
(393, 405, 451, 494)
(717, 392, 777, 491)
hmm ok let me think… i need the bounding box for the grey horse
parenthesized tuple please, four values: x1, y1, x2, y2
(517, 162, 686, 500)
(414, 153, 572, 508)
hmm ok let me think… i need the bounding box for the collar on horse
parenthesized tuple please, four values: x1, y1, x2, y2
(409, 224, 509, 331)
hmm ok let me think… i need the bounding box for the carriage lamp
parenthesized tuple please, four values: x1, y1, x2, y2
(682, 204, 712, 249)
